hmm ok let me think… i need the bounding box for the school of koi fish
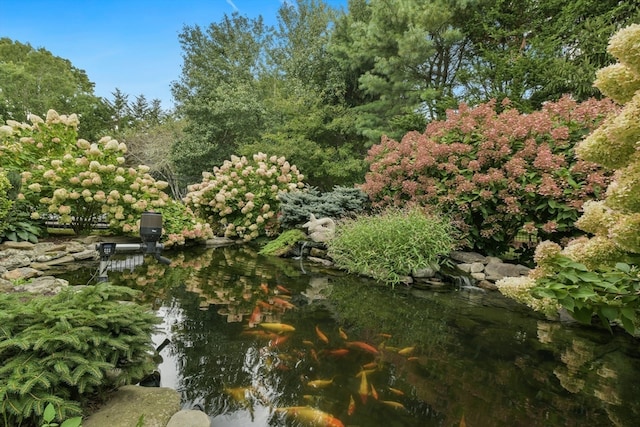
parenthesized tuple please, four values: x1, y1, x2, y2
(214, 281, 466, 427)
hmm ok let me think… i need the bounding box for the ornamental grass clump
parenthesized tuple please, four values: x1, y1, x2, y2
(326, 207, 454, 286)
(361, 95, 617, 257)
(184, 153, 305, 241)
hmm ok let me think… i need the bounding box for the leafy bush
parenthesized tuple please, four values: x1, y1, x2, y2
(0, 283, 159, 427)
(326, 207, 454, 286)
(184, 153, 305, 241)
(0, 169, 14, 237)
(277, 186, 369, 229)
(0, 110, 211, 245)
(361, 96, 617, 257)
(514, 24, 640, 335)
(532, 253, 640, 334)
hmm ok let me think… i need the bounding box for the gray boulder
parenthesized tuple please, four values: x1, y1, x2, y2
(83, 385, 181, 427)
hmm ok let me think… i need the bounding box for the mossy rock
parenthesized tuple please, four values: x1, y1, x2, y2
(259, 229, 306, 256)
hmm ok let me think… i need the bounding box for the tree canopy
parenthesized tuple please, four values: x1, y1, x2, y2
(170, 0, 638, 190)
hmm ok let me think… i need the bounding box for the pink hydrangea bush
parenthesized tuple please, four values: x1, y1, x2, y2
(361, 96, 617, 256)
(184, 153, 305, 241)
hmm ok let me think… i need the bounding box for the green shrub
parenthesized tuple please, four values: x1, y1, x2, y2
(532, 254, 640, 334)
(1, 111, 210, 245)
(0, 283, 159, 427)
(278, 186, 369, 228)
(0, 169, 14, 237)
(327, 207, 454, 286)
(183, 153, 305, 241)
(361, 96, 617, 258)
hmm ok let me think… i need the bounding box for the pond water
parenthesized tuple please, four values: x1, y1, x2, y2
(62, 245, 640, 427)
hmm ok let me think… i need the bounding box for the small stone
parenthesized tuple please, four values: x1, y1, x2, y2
(42, 255, 76, 266)
(0, 241, 35, 250)
(477, 280, 498, 291)
(449, 251, 487, 264)
(72, 249, 99, 261)
(457, 263, 472, 273)
(14, 276, 68, 294)
(470, 272, 486, 281)
(470, 262, 485, 273)
(2, 267, 42, 281)
(82, 385, 181, 427)
(166, 409, 210, 427)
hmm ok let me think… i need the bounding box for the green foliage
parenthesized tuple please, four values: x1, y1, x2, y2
(362, 96, 617, 258)
(0, 38, 112, 141)
(259, 229, 306, 256)
(0, 283, 159, 427)
(327, 207, 454, 286)
(41, 403, 82, 427)
(171, 13, 270, 183)
(1, 111, 211, 246)
(278, 186, 369, 229)
(0, 169, 42, 243)
(0, 169, 13, 236)
(0, 211, 42, 243)
(184, 153, 305, 241)
(532, 255, 640, 334)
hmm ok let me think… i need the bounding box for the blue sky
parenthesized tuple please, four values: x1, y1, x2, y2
(1, 0, 347, 109)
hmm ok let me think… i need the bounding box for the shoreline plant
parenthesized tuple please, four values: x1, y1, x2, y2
(183, 153, 305, 241)
(502, 24, 640, 335)
(0, 110, 212, 246)
(361, 96, 617, 259)
(277, 185, 369, 229)
(0, 283, 159, 427)
(326, 207, 454, 287)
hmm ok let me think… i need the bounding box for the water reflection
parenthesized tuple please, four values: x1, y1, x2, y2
(70, 245, 640, 427)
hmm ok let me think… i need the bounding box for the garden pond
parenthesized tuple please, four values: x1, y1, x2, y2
(61, 245, 640, 427)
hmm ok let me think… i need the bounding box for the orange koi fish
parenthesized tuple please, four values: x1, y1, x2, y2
(310, 348, 319, 363)
(260, 322, 296, 333)
(398, 346, 415, 356)
(315, 325, 329, 344)
(388, 387, 405, 396)
(276, 285, 291, 294)
(378, 333, 392, 339)
(371, 383, 379, 400)
(355, 368, 375, 378)
(307, 377, 334, 388)
(381, 400, 406, 410)
(338, 327, 348, 340)
(276, 406, 344, 427)
(348, 395, 356, 416)
(249, 306, 261, 324)
(273, 297, 296, 310)
(302, 340, 315, 347)
(260, 283, 269, 294)
(460, 414, 467, 427)
(269, 335, 290, 347)
(361, 361, 378, 370)
(358, 370, 368, 404)
(346, 341, 379, 355)
(257, 300, 273, 310)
